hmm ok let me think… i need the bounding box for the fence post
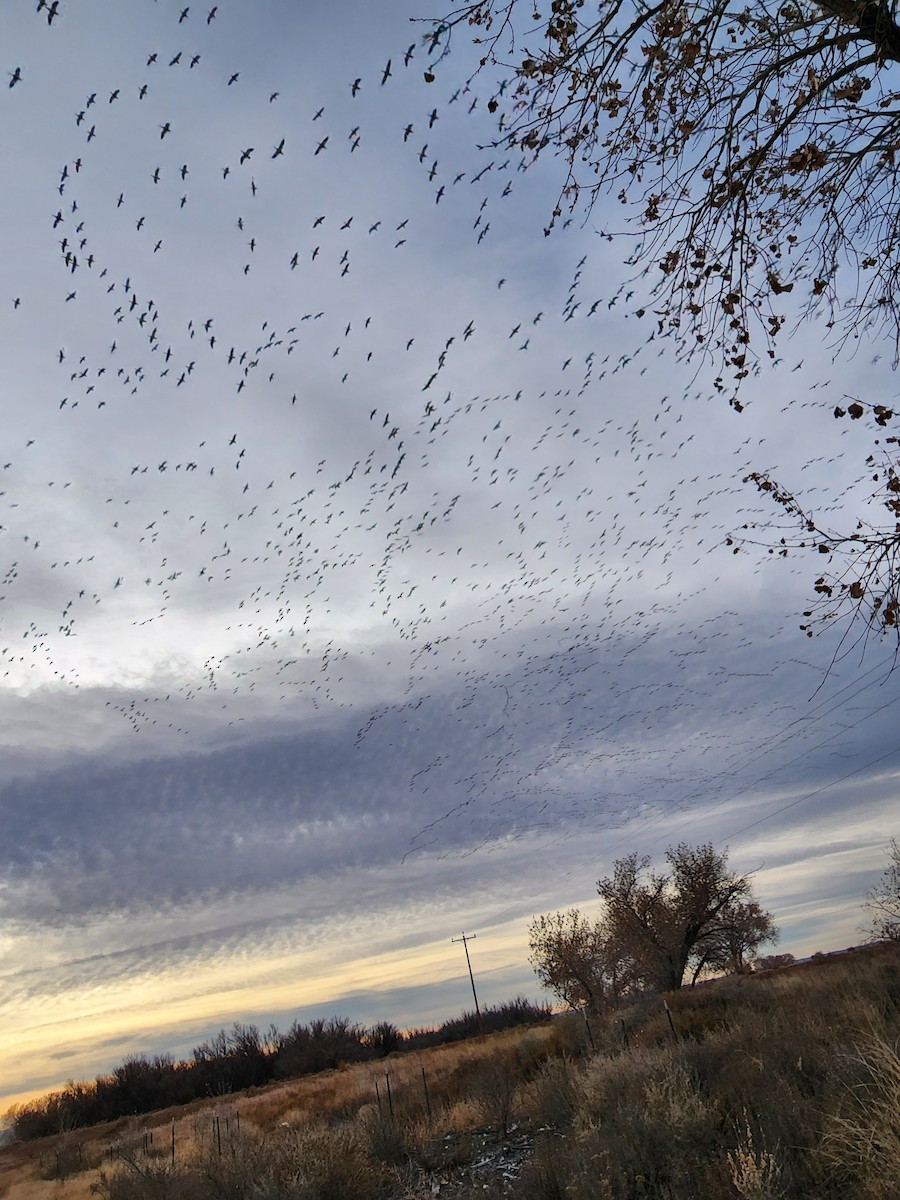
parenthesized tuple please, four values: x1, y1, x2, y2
(421, 1066, 432, 1120)
(582, 1005, 596, 1052)
(663, 999, 679, 1042)
(374, 1077, 382, 1114)
(384, 1071, 394, 1118)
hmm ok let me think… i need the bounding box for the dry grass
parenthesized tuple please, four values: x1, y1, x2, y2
(515, 945, 900, 1200)
(0, 1023, 556, 1200)
(6, 946, 900, 1199)
(821, 1033, 900, 1199)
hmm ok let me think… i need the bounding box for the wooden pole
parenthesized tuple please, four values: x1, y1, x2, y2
(663, 999, 679, 1042)
(421, 1066, 432, 1120)
(582, 1005, 596, 1052)
(452, 932, 485, 1037)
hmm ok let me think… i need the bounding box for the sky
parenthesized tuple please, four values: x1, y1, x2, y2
(1, 0, 899, 1113)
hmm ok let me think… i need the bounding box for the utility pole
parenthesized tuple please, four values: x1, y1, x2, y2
(452, 931, 485, 1037)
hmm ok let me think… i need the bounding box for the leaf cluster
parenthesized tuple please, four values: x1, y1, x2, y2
(436, 0, 900, 375)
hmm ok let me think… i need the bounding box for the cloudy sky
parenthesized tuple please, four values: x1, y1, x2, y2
(2, 0, 898, 1112)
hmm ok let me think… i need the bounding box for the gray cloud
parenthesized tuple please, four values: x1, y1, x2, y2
(1, 0, 898, 1109)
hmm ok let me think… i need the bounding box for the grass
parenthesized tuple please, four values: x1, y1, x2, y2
(3, 943, 900, 1198)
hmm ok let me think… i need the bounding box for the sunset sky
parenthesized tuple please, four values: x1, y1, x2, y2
(2, 0, 898, 1114)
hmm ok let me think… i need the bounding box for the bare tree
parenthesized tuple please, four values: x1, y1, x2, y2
(597, 842, 778, 991)
(528, 844, 777, 1002)
(754, 951, 797, 970)
(528, 907, 631, 1011)
(432, 0, 900, 372)
(864, 836, 900, 941)
(429, 1, 900, 644)
(693, 898, 781, 977)
(739, 425, 900, 646)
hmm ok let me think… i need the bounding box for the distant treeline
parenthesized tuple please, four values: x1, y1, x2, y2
(7, 996, 550, 1141)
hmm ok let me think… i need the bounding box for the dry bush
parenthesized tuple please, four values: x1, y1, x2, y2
(513, 1134, 571, 1200)
(275, 1123, 388, 1200)
(90, 1122, 387, 1200)
(359, 1105, 418, 1170)
(541, 1012, 586, 1057)
(514, 949, 900, 1199)
(538, 1046, 722, 1199)
(726, 1113, 784, 1200)
(525, 1055, 580, 1131)
(468, 1050, 523, 1136)
(11, 958, 900, 1200)
(822, 1035, 900, 1200)
(91, 1153, 178, 1200)
(5, 1177, 101, 1200)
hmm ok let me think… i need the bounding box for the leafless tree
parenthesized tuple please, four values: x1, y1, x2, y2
(429, 1, 900, 643)
(739, 422, 900, 646)
(528, 906, 632, 1011)
(528, 844, 777, 1002)
(864, 836, 900, 941)
(432, 0, 900, 372)
(596, 842, 777, 990)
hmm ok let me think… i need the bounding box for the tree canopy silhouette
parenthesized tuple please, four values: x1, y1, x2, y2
(433, 0, 900, 372)
(430, 0, 900, 645)
(528, 843, 778, 1002)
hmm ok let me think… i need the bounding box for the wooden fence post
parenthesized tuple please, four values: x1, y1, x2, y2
(421, 1066, 432, 1120)
(663, 999, 679, 1042)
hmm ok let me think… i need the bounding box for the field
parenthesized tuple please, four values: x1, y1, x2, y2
(3, 943, 900, 1199)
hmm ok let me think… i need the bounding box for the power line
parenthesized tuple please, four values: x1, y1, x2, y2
(721, 742, 900, 843)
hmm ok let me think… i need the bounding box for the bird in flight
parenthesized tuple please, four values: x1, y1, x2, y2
(351, 78, 361, 96)
(272, 138, 285, 158)
(9, 67, 22, 88)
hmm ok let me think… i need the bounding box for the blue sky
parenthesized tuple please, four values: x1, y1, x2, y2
(1, 0, 898, 1112)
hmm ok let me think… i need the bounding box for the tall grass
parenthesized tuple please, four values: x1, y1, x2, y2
(517, 945, 900, 1199)
(4, 946, 900, 1199)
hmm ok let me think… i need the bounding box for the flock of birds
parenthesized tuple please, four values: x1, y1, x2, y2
(2, 0, 890, 858)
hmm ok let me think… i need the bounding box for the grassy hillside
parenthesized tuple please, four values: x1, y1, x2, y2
(2, 943, 899, 1199)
